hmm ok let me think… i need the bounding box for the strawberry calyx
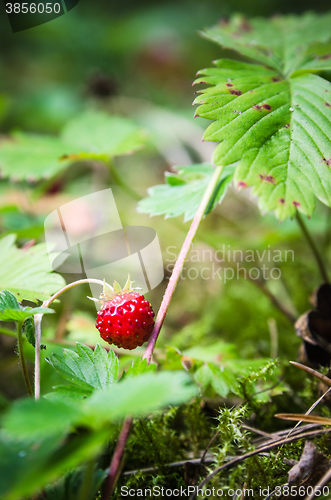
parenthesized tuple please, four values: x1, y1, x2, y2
(88, 275, 142, 305)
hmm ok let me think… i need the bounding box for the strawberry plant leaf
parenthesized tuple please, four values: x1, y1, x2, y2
(196, 14, 331, 220)
(0, 234, 66, 302)
(0, 133, 72, 181)
(61, 111, 147, 159)
(202, 13, 331, 74)
(23, 317, 36, 347)
(0, 306, 53, 322)
(84, 371, 197, 423)
(121, 358, 157, 379)
(3, 398, 81, 441)
(138, 163, 234, 221)
(0, 290, 54, 323)
(45, 385, 93, 405)
(0, 112, 147, 181)
(47, 343, 119, 391)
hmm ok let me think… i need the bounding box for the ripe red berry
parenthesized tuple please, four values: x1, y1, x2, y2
(94, 278, 155, 350)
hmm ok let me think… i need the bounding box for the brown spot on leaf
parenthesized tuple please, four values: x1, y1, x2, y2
(321, 53, 331, 60)
(272, 77, 281, 82)
(284, 124, 290, 129)
(322, 158, 331, 166)
(237, 181, 247, 188)
(229, 89, 242, 96)
(253, 105, 262, 111)
(279, 198, 285, 204)
(325, 102, 331, 107)
(225, 83, 234, 87)
(260, 174, 275, 183)
(293, 201, 300, 207)
(262, 104, 272, 111)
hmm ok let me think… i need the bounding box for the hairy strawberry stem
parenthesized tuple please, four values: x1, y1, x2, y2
(34, 278, 109, 399)
(17, 320, 33, 397)
(102, 165, 224, 499)
(143, 165, 224, 363)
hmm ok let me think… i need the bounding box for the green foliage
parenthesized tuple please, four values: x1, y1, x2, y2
(22, 317, 36, 347)
(44, 467, 106, 500)
(138, 163, 234, 221)
(46, 343, 119, 391)
(85, 371, 197, 425)
(0, 234, 65, 302)
(201, 13, 331, 73)
(122, 357, 157, 379)
(0, 112, 147, 181)
(0, 290, 53, 323)
(3, 398, 81, 442)
(195, 13, 331, 220)
(0, 367, 197, 499)
(164, 341, 284, 401)
(61, 112, 147, 159)
(0, 134, 72, 181)
(1, 371, 196, 444)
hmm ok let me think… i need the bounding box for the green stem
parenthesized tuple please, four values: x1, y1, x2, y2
(107, 160, 141, 201)
(296, 212, 329, 283)
(78, 460, 96, 500)
(17, 321, 33, 397)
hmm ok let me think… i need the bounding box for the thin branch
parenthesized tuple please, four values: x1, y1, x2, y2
(101, 417, 133, 500)
(200, 430, 219, 465)
(16, 320, 33, 397)
(242, 271, 297, 323)
(188, 428, 331, 500)
(290, 361, 331, 387)
(296, 212, 329, 283)
(143, 165, 224, 363)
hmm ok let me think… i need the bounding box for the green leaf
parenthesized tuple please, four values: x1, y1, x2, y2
(0, 290, 54, 323)
(45, 385, 92, 405)
(47, 343, 119, 391)
(61, 111, 147, 158)
(23, 317, 36, 347)
(138, 163, 234, 221)
(202, 13, 331, 75)
(0, 112, 147, 181)
(0, 289, 20, 311)
(121, 357, 157, 379)
(84, 371, 197, 424)
(194, 56, 331, 220)
(44, 467, 106, 500)
(0, 133, 72, 181)
(194, 363, 239, 398)
(2, 398, 80, 441)
(0, 307, 53, 322)
(0, 423, 109, 500)
(0, 234, 66, 302)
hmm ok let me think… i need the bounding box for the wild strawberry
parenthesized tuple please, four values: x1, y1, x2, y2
(94, 277, 155, 350)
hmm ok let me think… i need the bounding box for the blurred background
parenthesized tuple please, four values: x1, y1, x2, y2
(0, 0, 330, 403)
